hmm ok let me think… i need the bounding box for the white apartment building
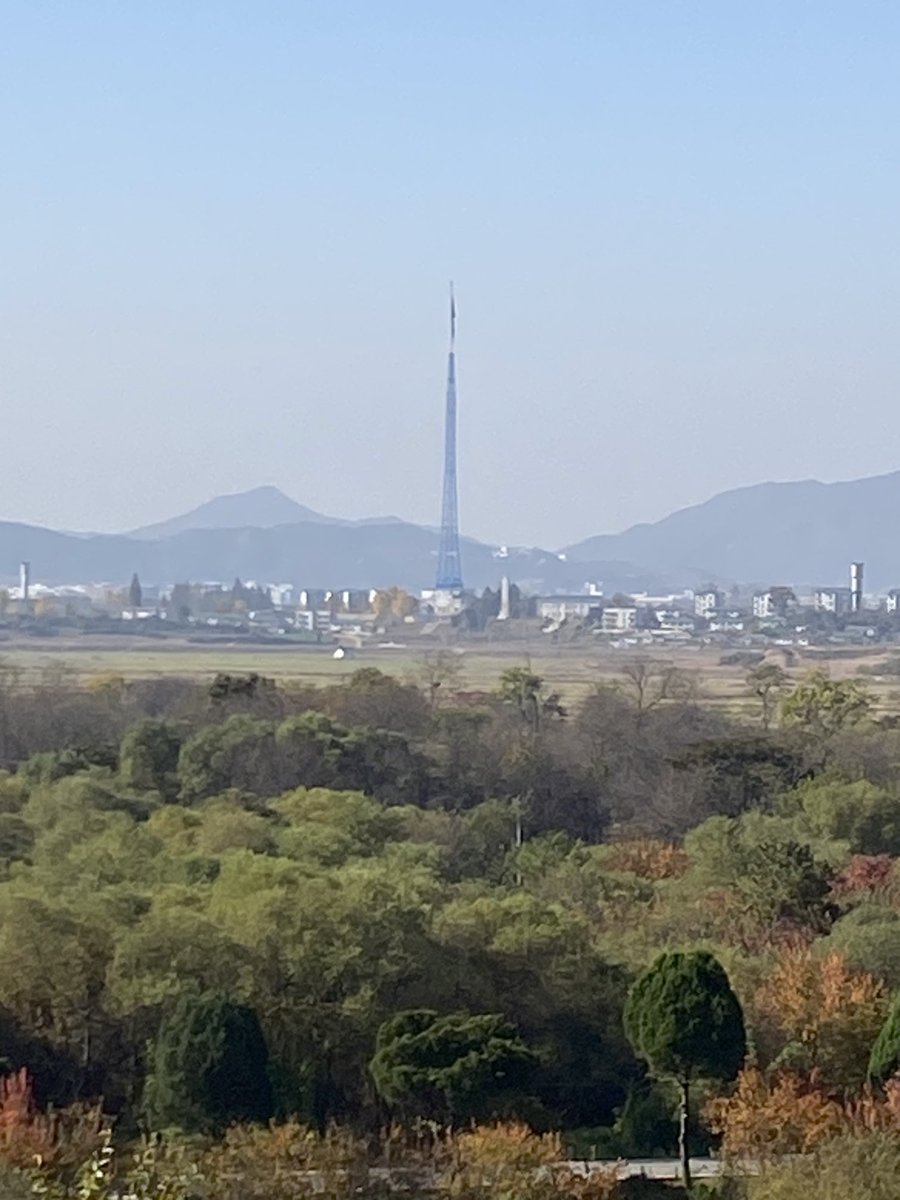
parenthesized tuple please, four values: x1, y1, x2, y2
(537, 595, 602, 623)
(601, 606, 638, 633)
(752, 592, 775, 619)
(693, 589, 721, 619)
(814, 587, 852, 615)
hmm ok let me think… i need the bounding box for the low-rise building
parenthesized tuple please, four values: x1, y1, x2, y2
(269, 584, 295, 608)
(814, 587, 852, 615)
(752, 591, 775, 619)
(693, 589, 722, 619)
(709, 613, 746, 632)
(537, 594, 603, 623)
(654, 608, 695, 633)
(601, 606, 637, 633)
(298, 588, 329, 611)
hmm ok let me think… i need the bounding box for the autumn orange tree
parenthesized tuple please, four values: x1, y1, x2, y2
(752, 945, 888, 1090)
(706, 1065, 845, 1159)
(0, 1068, 105, 1169)
(707, 1068, 900, 1161)
(600, 839, 688, 881)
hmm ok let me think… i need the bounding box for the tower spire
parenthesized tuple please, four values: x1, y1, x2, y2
(435, 283, 463, 592)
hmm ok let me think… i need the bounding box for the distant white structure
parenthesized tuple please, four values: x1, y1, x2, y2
(601, 606, 637, 633)
(422, 588, 465, 617)
(850, 562, 864, 613)
(269, 583, 295, 608)
(886, 589, 900, 613)
(498, 576, 511, 620)
(19, 562, 30, 604)
(693, 588, 721, 619)
(814, 587, 852, 615)
(753, 591, 775, 619)
(537, 594, 602, 623)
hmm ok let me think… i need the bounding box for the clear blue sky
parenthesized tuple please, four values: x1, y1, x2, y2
(3, 1, 900, 547)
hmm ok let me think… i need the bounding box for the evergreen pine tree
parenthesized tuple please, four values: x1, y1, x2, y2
(869, 990, 900, 1083)
(146, 991, 273, 1132)
(129, 573, 143, 609)
(624, 950, 746, 1190)
(370, 1009, 536, 1123)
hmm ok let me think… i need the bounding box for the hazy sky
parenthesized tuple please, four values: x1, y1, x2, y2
(3, 2, 900, 548)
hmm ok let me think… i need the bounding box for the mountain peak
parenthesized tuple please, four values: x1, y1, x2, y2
(129, 486, 336, 540)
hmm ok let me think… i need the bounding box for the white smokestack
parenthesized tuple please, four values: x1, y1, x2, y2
(850, 561, 864, 613)
(19, 562, 30, 604)
(498, 576, 511, 620)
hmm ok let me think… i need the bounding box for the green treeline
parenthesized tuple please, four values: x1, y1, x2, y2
(1, 658, 900, 1160)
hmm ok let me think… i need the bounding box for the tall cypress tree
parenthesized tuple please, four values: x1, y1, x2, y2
(129, 573, 143, 608)
(624, 951, 746, 1190)
(146, 992, 273, 1133)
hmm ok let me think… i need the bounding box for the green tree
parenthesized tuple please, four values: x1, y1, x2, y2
(624, 950, 746, 1190)
(868, 989, 900, 1084)
(177, 716, 278, 802)
(146, 991, 273, 1132)
(119, 719, 182, 798)
(168, 582, 192, 621)
(792, 777, 900, 856)
(274, 712, 345, 790)
(781, 671, 873, 758)
(672, 735, 805, 817)
(128, 573, 143, 609)
(497, 668, 564, 732)
(733, 839, 834, 931)
(369, 1009, 536, 1123)
(746, 662, 789, 730)
(325, 668, 429, 736)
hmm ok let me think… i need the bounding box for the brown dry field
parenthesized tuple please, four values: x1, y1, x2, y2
(1, 633, 899, 717)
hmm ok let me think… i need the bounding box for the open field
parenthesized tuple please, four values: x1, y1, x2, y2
(2, 633, 900, 715)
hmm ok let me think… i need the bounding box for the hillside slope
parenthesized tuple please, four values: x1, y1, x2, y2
(565, 470, 900, 589)
(0, 519, 679, 594)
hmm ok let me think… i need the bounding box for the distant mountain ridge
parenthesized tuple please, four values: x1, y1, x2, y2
(130, 486, 407, 540)
(0, 487, 683, 593)
(565, 469, 900, 590)
(6, 470, 900, 594)
(129, 485, 342, 539)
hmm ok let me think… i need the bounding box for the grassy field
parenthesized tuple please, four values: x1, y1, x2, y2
(1, 633, 899, 715)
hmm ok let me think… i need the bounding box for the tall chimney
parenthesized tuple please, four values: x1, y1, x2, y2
(19, 561, 30, 605)
(498, 576, 511, 621)
(850, 561, 864, 613)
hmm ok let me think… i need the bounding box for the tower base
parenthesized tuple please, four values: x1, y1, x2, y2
(423, 588, 465, 617)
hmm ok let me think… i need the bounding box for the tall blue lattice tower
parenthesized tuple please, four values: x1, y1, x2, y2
(436, 285, 463, 591)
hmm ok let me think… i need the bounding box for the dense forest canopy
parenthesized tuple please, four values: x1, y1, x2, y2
(2, 655, 900, 1193)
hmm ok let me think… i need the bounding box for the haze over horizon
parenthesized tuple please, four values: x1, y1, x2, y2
(4, 2, 900, 548)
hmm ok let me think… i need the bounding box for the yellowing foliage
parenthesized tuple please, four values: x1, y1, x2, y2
(602, 839, 689, 881)
(708, 1067, 900, 1162)
(445, 1124, 624, 1200)
(706, 1065, 845, 1158)
(752, 945, 888, 1089)
(451, 1122, 562, 1170)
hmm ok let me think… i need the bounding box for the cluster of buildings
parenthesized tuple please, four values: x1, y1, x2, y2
(7, 552, 900, 655)
(534, 560, 900, 648)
